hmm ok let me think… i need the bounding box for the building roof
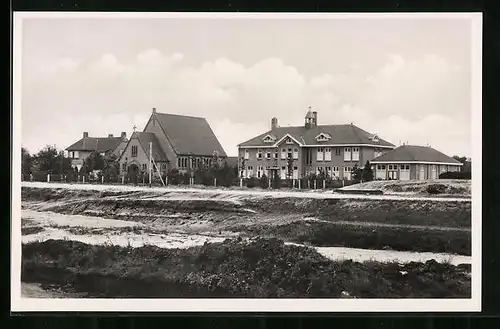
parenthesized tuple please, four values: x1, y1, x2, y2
(132, 132, 168, 162)
(371, 145, 462, 164)
(154, 112, 227, 157)
(238, 124, 395, 148)
(66, 136, 124, 152)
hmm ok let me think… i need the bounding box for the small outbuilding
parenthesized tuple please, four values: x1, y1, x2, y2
(370, 145, 462, 181)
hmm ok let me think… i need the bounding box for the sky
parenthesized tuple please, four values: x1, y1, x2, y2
(19, 14, 476, 157)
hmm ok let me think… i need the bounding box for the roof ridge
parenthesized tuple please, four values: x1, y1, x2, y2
(155, 112, 205, 120)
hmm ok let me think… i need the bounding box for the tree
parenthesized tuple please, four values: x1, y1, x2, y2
(361, 160, 374, 182)
(286, 154, 294, 181)
(21, 147, 32, 179)
(81, 151, 105, 174)
(102, 154, 120, 181)
(32, 145, 72, 175)
(352, 164, 362, 183)
(453, 155, 471, 173)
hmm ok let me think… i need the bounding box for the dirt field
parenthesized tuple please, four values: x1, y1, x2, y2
(19, 182, 472, 298)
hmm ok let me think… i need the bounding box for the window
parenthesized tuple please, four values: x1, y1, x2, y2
(122, 163, 126, 171)
(263, 135, 275, 143)
(257, 149, 263, 160)
(344, 147, 352, 161)
(316, 148, 324, 161)
(325, 167, 332, 176)
(244, 150, 249, 160)
(131, 145, 138, 157)
(293, 148, 299, 159)
(352, 147, 360, 161)
(324, 148, 332, 161)
(335, 148, 341, 156)
(266, 150, 271, 159)
(142, 164, 147, 171)
(377, 165, 381, 170)
(280, 166, 286, 179)
(257, 166, 264, 178)
(293, 166, 298, 179)
(287, 148, 293, 159)
(343, 166, 352, 180)
(316, 133, 331, 142)
(274, 150, 278, 159)
(161, 163, 167, 172)
(382, 165, 386, 170)
(374, 148, 383, 158)
(281, 148, 286, 160)
(286, 137, 293, 144)
(388, 165, 393, 170)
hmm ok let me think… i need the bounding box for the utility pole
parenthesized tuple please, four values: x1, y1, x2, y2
(149, 142, 152, 188)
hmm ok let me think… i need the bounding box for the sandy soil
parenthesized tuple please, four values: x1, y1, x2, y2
(21, 210, 471, 265)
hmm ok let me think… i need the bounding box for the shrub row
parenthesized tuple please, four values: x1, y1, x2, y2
(22, 238, 471, 298)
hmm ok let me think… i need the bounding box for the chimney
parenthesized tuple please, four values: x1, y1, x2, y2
(108, 134, 113, 138)
(152, 107, 156, 114)
(83, 132, 89, 138)
(121, 132, 127, 139)
(271, 117, 278, 130)
(312, 111, 318, 126)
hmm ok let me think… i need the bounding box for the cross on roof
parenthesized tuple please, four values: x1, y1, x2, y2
(133, 125, 137, 132)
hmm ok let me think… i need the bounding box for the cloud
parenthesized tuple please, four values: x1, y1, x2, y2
(22, 50, 471, 157)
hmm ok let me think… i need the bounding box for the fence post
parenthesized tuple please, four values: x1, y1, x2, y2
(307, 180, 310, 189)
(298, 179, 301, 189)
(214, 178, 217, 187)
(166, 176, 169, 186)
(83, 175, 85, 183)
(342, 179, 345, 187)
(30, 173, 33, 182)
(314, 180, 317, 190)
(268, 178, 271, 189)
(47, 174, 50, 183)
(240, 178, 243, 188)
(323, 179, 326, 189)
(102, 176, 104, 184)
(121, 176, 125, 184)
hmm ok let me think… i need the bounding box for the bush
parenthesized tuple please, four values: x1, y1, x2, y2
(259, 174, 269, 189)
(439, 172, 471, 180)
(426, 184, 447, 194)
(246, 177, 258, 188)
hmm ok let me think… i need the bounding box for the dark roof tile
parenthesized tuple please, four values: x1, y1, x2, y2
(371, 145, 462, 164)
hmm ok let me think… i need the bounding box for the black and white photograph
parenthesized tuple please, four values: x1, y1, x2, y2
(12, 12, 482, 312)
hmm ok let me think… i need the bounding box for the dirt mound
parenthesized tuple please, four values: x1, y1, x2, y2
(341, 180, 471, 196)
(22, 238, 471, 298)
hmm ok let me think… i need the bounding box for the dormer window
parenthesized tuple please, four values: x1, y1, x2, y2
(315, 133, 331, 142)
(285, 137, 293, 144)
(369, 134, 380, 142)
(263, 134, 276, 143)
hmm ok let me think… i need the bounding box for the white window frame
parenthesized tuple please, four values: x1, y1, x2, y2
(280, 166, 286, 179)
(265, 150, 271, 159)
(317, 147, 324, 161)
(257, 149, 263, 160)
(335, 148, 341, 156)
(324, 148, 332, 161)
(344, 147, 352, 161)
(244, 149, 249, 160)
(352, 147, 360, 161)
(293, 166, 298, 179)
(293, 148, 299, 160)
(281, 148, 286, 160)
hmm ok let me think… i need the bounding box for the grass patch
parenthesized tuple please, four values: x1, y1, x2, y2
(231, 221, 471, 256)
(22, 238, 471, 298)
(21, 226, 45, 236)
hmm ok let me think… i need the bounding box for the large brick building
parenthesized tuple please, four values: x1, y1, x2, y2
(237, 108, 396, 180)
(117, 108, 227, 180)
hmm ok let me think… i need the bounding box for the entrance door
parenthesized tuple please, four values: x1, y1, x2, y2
(400, 164, 410, 181)
(127, 164, 139, 185)
(418, 165, 425, 180)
